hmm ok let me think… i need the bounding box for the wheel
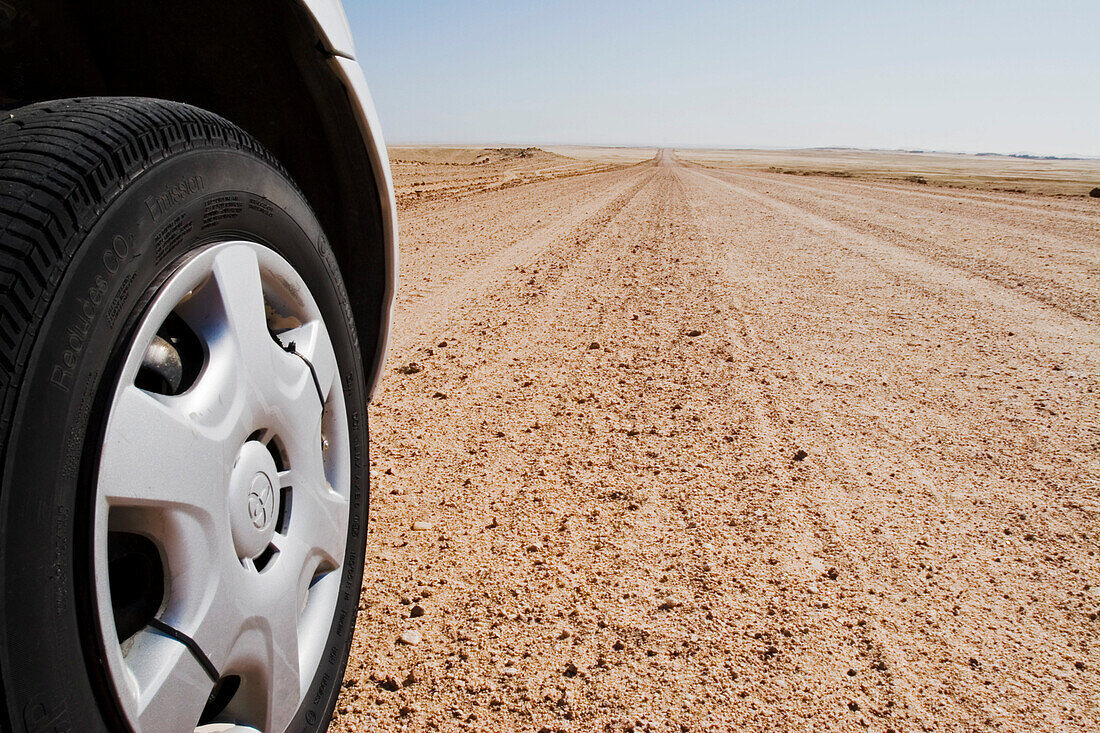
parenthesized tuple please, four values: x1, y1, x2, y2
(0, 98, 369, 732)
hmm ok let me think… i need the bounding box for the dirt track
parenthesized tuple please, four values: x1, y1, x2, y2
(331, 151, 1100, 732)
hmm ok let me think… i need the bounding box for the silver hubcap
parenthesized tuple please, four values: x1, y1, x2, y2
(93, 242, 351, 733)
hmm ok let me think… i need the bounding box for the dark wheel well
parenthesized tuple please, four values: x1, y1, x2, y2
(0, 0, 387, 383)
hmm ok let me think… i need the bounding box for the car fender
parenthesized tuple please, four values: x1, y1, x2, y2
(299, 0, 398, 397)
(327, 54, 398, 397)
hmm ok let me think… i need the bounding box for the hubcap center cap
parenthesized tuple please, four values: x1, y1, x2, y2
(248, 473, 275, 529)
(229, 440, 281, 561)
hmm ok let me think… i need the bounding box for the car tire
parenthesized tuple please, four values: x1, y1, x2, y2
(0, 97, 369, 732)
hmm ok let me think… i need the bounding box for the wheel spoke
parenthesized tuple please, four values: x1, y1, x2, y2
(224, 536, 308, 730)
(211, 245, 279, 378)
(279, 467, 349, 568)
(176, 245, 312, 422)
(260, 569, 306, 732)
(131, 633, 215, 733)
(99, 385, 226, 513)
(138, 572, 271, 729)
(267, 530, 321, 615)
(213, 248, 324, 430)
(276, 320, 340, 401)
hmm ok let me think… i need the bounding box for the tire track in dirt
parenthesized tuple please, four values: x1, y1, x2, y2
(389, 167, 656, 355)
(688, 164, 1100, 322)
(674, 161, 1061, 727)
(684, 166, 1100, 373)
(395, 164, 654, 312)
(676, 160, 1099, 729)
(338, 165, 718, 731)
(670, 162, 934, 726)
(395, 163, 623, 206)
(682, 159, 1100, 228)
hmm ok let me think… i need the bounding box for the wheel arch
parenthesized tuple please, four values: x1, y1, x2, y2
(0, 0, 396, 397)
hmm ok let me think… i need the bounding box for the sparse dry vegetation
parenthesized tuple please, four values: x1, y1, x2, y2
(677, 147, 1100, 197)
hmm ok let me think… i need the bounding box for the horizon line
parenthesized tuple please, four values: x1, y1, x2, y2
(386, 142, 1100, 161)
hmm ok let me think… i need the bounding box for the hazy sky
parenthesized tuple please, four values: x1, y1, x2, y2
(345, 0, 1100, 156)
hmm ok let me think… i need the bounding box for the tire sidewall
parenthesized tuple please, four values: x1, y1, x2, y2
(1, 148, 368, 732)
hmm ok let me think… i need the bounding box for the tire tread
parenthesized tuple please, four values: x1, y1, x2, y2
(0, 97, 287, 462)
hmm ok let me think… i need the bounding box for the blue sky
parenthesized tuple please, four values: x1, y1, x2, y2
(345, 1, 1100, 156)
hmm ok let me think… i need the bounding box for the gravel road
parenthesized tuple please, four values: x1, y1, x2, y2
(331, 151, 1099, 732)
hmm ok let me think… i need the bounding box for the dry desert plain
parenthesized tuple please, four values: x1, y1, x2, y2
(331, 147, 1100, 733)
